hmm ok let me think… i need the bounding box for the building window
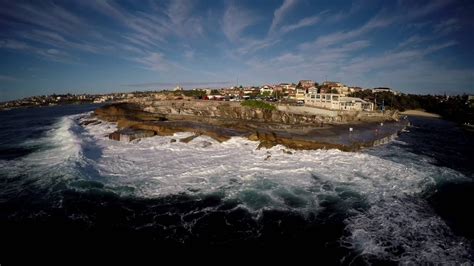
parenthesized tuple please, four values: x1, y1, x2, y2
(332, 96, 339, 101)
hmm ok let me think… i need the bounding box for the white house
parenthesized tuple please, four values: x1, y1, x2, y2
(372, 87, 399, 95)
(305, 92, 374, 111)
(260, 85, 274, 95)
(296, 88, 306, 101)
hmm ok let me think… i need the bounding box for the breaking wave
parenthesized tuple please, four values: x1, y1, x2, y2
(0, 112, 472, 263)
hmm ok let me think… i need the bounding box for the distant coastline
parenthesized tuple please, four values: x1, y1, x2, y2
(0, 101, 103, 112)
(400, 109, 441, 118)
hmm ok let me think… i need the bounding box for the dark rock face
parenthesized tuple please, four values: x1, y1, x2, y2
(95, 101, 406, 151)
(80, 119, 102, 126)
(95, 103, 167, 122)
(108, 128, 155, 142)
(144, 101, 333, 125)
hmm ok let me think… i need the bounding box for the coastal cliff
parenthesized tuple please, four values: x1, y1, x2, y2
(93, 100, 405, 151)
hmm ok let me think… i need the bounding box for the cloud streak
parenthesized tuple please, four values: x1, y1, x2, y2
(280, 15, 321, 34)
(269, 0, 298, 34)
(123, 81, 234, 88)
(222, 3, 259, 42)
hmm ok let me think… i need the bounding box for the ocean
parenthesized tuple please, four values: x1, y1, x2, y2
(0, 104, 473, 263)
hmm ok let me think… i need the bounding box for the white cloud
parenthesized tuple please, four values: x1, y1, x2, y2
(433, 18, 461, 36)
(133, 52, 170, 72)
(397, 35, 433, 49)
(300, 0, 455, 52)
(0, 39, 76, 63)
(305, 15, 391, 50)
(269, 0, 298, 34)
(341, 41, 457, 75)
(280, 15, 321, 34)
(166, 0, 205, 37)
(0, 2, 88, 37)
(0, 39, 31, 50)
(222, 4, 259, 42)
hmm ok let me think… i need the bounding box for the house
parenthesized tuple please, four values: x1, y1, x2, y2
(321, 81, 350, 95)
(304, 92, 374, 111)
(206, 95, 225, 100)
(322, 81, 343, 87)
(468, 95, 474, 108)
(307, 86, 318, 94)
(243, 87, 260, 97)
(298, 80, 316, 89)
(372, 87, 400, 95)
(174, 86, 184, 91)
(260, 85, 274, 95)
(349, 87, 363, 93)
(296, 88, 306, 101)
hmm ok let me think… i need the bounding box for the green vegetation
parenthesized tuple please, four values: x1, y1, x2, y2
(181, 90, 207, 99)
(241, 100, 276, 111)
(349, 90, 474, 124)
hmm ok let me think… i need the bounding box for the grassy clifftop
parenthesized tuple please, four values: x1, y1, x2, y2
(241, 100, 276, 111)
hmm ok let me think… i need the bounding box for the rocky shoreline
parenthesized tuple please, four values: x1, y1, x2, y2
(92, 101, 408, 151)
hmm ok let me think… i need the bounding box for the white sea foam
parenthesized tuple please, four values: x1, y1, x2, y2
(0, 114, 88, 185)
(1, 113, 471, 263)
(78, 115, 472, 263)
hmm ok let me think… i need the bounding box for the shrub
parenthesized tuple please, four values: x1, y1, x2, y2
(241, 100, 276, 111)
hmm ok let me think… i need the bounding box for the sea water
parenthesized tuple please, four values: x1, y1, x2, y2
(0, 104, 472, 263)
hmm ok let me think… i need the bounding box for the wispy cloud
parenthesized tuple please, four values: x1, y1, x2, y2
(132, 52, 173, 72)
(280, 15, 321, 34)
(222, 3, 259, 42)
(123, 81, 233, 88)
(19, 29, 102, 54)
(269, 0, 298, 34)
(0, 39, 76, 63)
(87, 1, 169, 48)
(399, 0, 455, 21)
(0, 1, 209, 69)
(166, 0, 205, 37)
(0, 1, 115, 63)
(301, 14, 392, 51)
(341, 41, 457, 74)
(0, 39, 31, 50)
(0, 1, 89, 37)
(301, 0, 454, 52)
(397, 35, 433, 49)
(0, 0, 470, 96)
(433, 18, 461, 35)
(228, 1, 322, 56)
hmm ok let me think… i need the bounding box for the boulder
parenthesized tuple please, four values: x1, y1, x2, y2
(108, 128, 155, 142)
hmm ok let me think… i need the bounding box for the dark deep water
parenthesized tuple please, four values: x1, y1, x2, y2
(0, 105, 473, 262)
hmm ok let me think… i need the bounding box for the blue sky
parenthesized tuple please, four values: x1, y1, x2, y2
(0, 0, 473, 101)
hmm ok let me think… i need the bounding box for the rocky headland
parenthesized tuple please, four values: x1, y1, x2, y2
(92, 100, 407, 151)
